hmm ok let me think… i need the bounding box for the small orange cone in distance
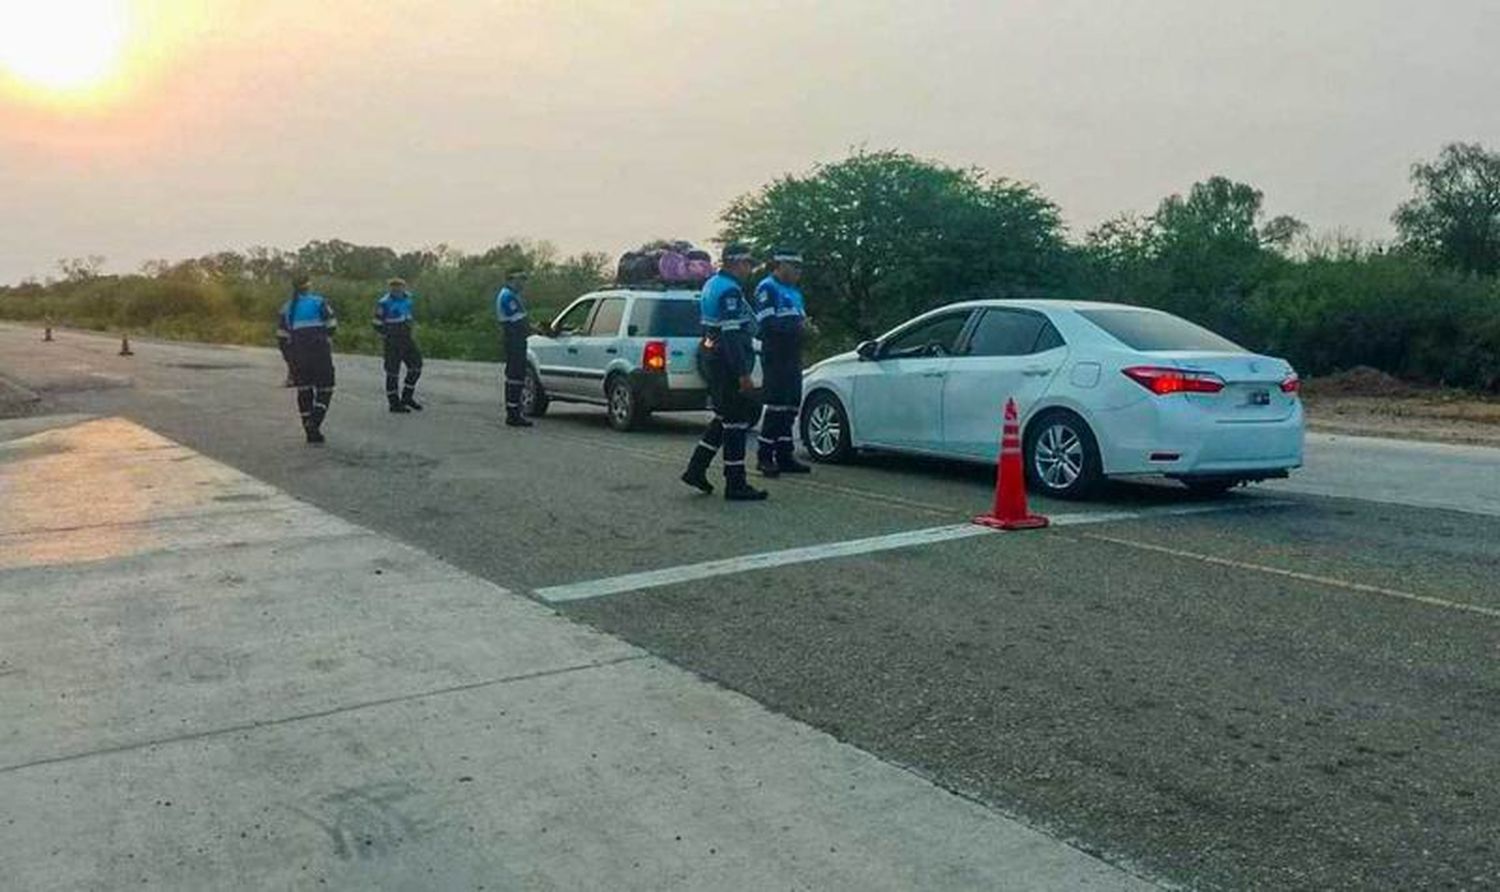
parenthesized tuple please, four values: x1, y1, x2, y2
(119, 333, 133, 356)
(43, 319, 53, 342)
(974, 398, 1049, 531)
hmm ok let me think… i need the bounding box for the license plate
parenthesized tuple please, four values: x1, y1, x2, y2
(1248, 389, 1271, 406)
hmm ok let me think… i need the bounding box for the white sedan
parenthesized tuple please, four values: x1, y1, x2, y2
(798, 300, 1304, 499)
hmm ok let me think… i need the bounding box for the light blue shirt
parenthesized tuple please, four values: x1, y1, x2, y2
(375, 292, 415, 325)
(495, 286, 527, 324)
(278, 293, 337, 335)
(700, 272, 753, 332)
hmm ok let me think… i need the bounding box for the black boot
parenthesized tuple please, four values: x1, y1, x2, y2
(304, 424, 325, 445)
(681, 447, 716, 494)
(776, 448, 812, 474)
(402, 382, 422, 410)
(756, 442, 781, 478)
(724, 467, 768, 502)
(389, 398, 410, 414)
(505, 411, 533, 428)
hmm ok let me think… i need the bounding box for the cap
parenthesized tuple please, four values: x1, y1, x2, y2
(506, 268, 530, 279)
(771, 247, 804, 264)
(721, 242, 754, 263)
(388, 277, 407, 289)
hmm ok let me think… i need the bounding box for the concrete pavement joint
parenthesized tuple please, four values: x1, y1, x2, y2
(1082, 532, 1500, 620)
(0, 653, 647, 777)
(0, 504, 304, 540)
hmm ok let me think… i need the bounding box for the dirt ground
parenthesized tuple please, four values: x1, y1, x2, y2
(1302, 367, 1500, 447)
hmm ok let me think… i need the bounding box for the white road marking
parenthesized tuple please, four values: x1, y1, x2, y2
(1083, 532, 1500, 620)
(536, 500, 1292, 603)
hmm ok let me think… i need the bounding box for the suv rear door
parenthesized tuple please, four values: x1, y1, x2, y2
(629, 295, 706, 388)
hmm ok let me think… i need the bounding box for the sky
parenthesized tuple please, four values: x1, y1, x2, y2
(2, 0, 1498, 284)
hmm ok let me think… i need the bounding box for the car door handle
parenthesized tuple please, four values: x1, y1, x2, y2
(1022, 366, 1053, 377)
(567, 347, 579, 354)
(605, 348, 618, 355)
(922, 371, 947, 378)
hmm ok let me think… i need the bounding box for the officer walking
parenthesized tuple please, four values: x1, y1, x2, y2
(753, 248, 812, 476)
(373, 277, 424, 413)
(495, 269, 533, 427)
(681, 243, 768, 501)
(276, 275, 338, 444)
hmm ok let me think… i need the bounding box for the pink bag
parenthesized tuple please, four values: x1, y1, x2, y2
(657, 251, 690, 282)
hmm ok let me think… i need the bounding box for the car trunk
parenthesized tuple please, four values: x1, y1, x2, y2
(1156, 351, 1297, 422)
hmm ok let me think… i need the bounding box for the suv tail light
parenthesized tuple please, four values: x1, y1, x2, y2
(1280, 373, 1301, 395)
(642, 340, 668, 372)
(1122, 366, 1226, 395)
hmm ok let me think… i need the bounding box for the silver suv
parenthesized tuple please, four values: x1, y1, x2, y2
(524, 288, 715, 431)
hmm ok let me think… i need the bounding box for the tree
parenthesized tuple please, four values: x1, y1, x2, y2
(57, 255, 106, 282)
(1393, 142, 1500, 276)
(1079, 176, 1298, 336)
(719, 150, 1069, 338)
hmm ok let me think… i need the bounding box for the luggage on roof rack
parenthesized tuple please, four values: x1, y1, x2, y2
(616, 240, 714, 287)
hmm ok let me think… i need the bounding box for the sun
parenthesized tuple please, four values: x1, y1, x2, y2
(0, 1, 131, 95)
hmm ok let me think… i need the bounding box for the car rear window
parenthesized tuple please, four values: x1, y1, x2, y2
(1077, 308, 1245, 352)
(633, 298, 702, 337)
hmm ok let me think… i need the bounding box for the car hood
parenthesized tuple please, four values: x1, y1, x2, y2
(806, 350, 859, 375)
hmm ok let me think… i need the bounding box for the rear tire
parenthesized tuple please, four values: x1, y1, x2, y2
(801, 390, 853, 463)
(522, 366, 549, 417)
(1023, 410, 1102, 501)
(606, 375, 646, 432)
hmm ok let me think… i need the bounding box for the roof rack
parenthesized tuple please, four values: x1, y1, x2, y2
(610, 279, 708, 291)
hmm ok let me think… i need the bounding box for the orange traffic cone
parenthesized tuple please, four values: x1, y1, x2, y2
(119, 333, 134, 356)
(973, 398, 1049, 531)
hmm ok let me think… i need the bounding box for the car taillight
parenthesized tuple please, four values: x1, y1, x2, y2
(1122, 366, 1226, 395)
(1280, 373, 1301, 395)
(643, 340, 668, 372)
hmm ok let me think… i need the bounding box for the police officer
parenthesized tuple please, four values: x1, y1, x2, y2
(373, 277, 424, 413)
(753, 247, 812, 476)
(681, 243, 768, 501)
(495, 269, 533, 427)
(276, 275, 338, 444)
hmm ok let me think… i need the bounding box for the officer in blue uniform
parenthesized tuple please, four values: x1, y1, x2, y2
(373, 277, 423, 413)
(753, 248, 812, 476)
(495, 269, 533, 427)
(680, 243, 768, 501)
(276, 275, 338, 444)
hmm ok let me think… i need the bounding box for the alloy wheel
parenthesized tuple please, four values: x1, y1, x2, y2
(609, 381, 632, 426)
(1034, 423, 1085, 490)
(807, 401, 842, 458)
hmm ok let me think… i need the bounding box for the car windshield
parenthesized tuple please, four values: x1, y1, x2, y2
(634, 298, 702, 337)
(1077, 308, 1245, 352)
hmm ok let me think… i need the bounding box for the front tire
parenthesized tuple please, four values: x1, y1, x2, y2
(606, 375, 646, 432)
(801, 390, 853, 463)
(1024, 410, 1102, 500)
(523, 365, 549, 417)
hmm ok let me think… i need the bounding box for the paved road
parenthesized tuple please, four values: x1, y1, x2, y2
(4, 324, 1499, 890)
(2, 416, 1144, 891)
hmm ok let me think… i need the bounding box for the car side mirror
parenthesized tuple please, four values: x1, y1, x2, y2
(856, 340, 878, 361)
